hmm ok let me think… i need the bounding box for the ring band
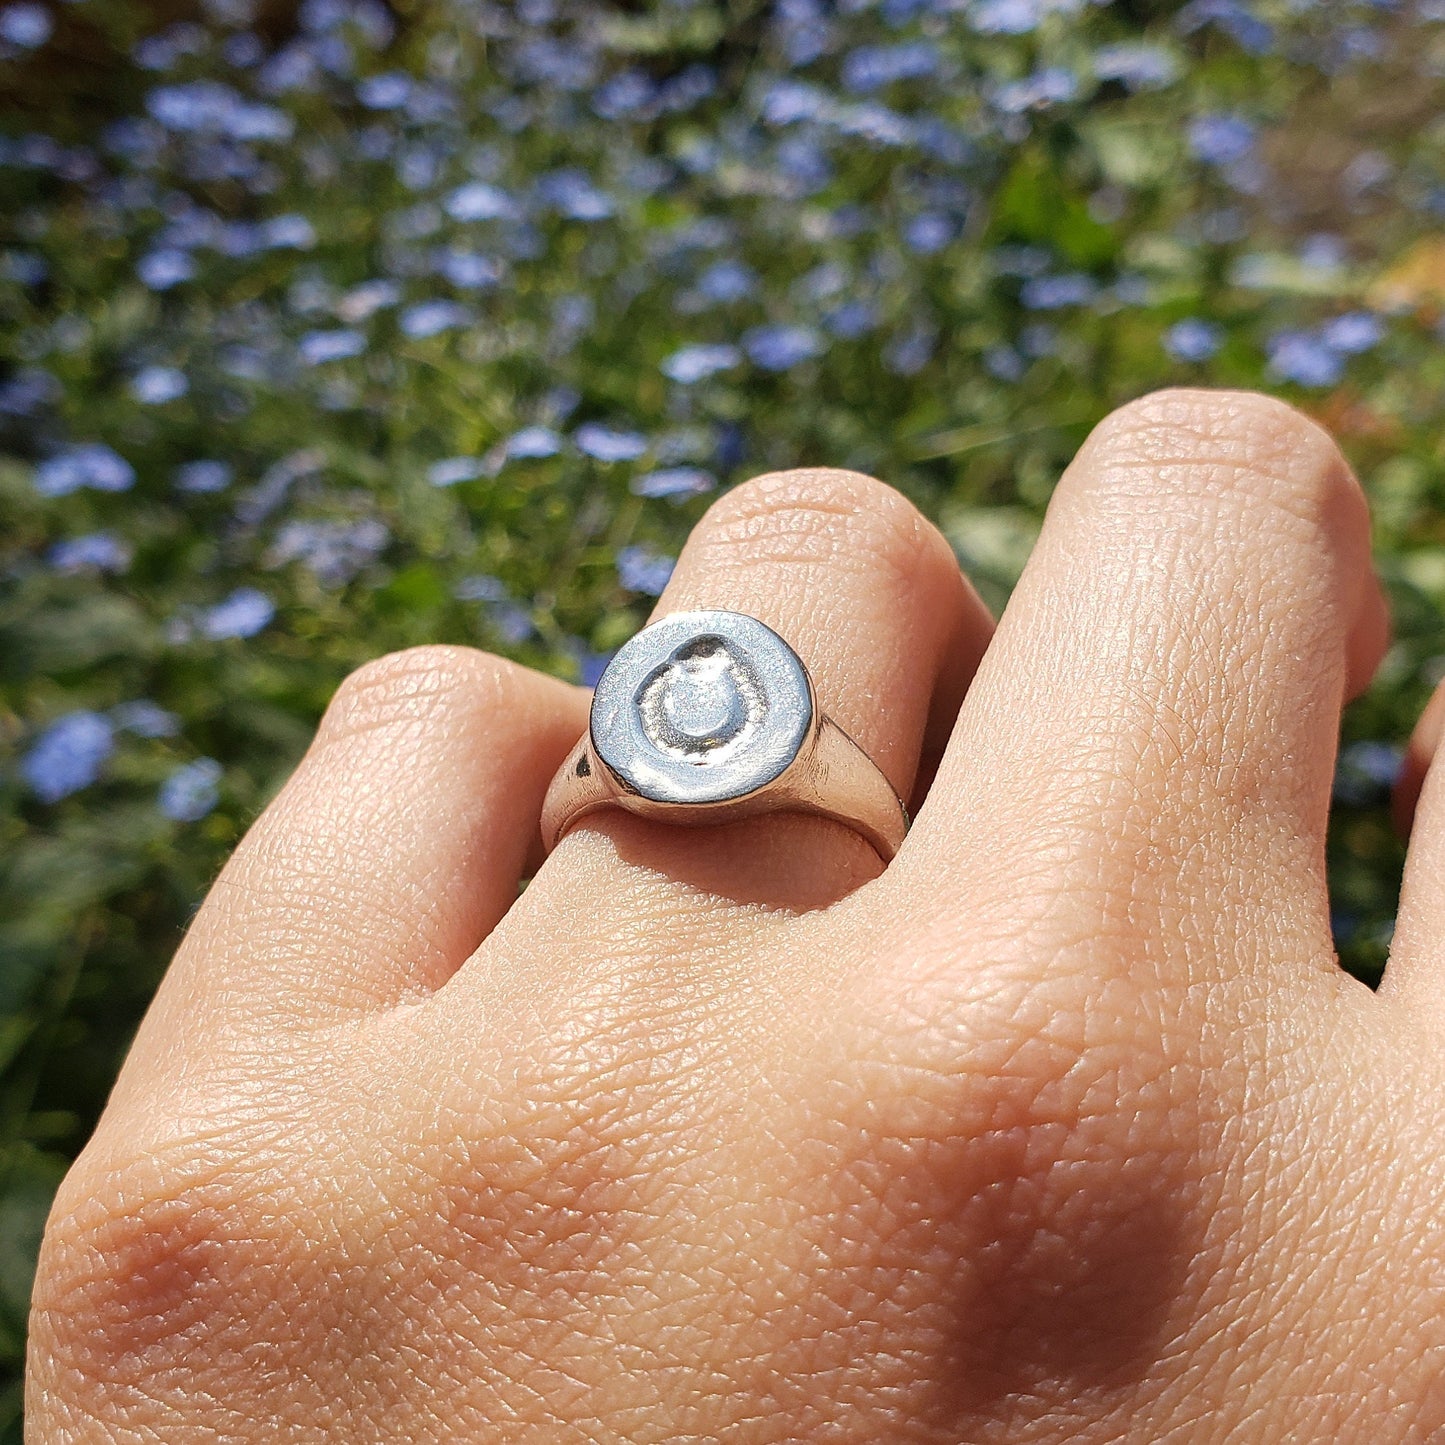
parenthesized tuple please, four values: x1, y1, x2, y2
(541, 609, 909, 861)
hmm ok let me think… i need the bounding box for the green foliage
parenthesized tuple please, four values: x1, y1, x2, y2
(4, 0, 1445, 1415)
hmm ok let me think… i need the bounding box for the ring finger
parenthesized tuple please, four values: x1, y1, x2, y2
(507, 466, 993, 930)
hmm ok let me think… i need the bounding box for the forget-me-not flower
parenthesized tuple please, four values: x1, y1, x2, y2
(1163, 318, 1224, 363)
(201, 587, 275, 639)
(22, 712, 115, 803)
(631, 467, 716, 500)
(35, 445, 135, 497)
(743, 324, 824, 371)
(0, 2, 52, 47)
(48, 532, 132, 574)
(661, 343, 741, 384)
(158, 758, 223, 822)
(111, 700, 181, 738)
(575, 423, 648, 463)
(617, 545, 675, 596)
(426, 456, 485, 487)
(130, 365, 189, 404)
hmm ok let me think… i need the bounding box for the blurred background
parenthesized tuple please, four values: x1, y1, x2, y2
(3, 0, 1444, 1426)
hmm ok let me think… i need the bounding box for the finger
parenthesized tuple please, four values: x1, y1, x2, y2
(526, 468, 993, 916)
(911, 388, 1389, 983)
(1391, 678, 1445, 839)
(131, 648, 590, 1042)
(1381, 679, 1445, 1018)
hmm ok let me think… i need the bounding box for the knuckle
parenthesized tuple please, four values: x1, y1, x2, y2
(31, 1146, 306, 1422)
(322, 643, 524, 744)
(696, 467, 943, 583)
(797, 942, 1202, 1422)
(410, 1109, 651, 1305)
(1082, 387, 1362, 530)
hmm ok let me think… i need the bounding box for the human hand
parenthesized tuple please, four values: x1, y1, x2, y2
(29, 389, 1445, 1442)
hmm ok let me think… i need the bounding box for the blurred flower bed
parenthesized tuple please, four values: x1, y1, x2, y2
(4, 0, 1445, 1419)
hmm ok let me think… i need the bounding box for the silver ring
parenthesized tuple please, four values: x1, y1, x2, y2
(540, 609, 909, 861)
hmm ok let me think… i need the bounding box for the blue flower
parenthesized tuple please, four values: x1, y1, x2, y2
(984, 344, 1027, 381)
(262, 214, 316, 250)
(202, 587, 275, 639)
(489, 601, 534, 645)
(174, 459, 232, 492)
(970, 0, 1081, 35)
(35, 445, 135, 497)
(158, 758, 223, 822)
(1092, 42, 1179, 90)
(1299, 234, 1348, 275)
(1333, 740, 1402, 806)
(336, 279, 401, 321)
(631, 466, 716, 499)
(594, 70, 657, 120)
(1187, 113, 1257, 166)
(575, 423, 648, 463)
(1178, 0, 1275, 57)
(504, 426, 562, 460)
(357, 71, 410, 109)
(761, 79, 831, 126)
(48, 532, 131, 574)
(994, 67, 1080, 113)
(884, 325, 934, 376)
(454, 573, 508, 602)
(830, 100, 914, 146)
(399, 300, 469, 338)
(137, 248, 196, 290)
(743, 324, 824, 371)
(661, 343, 741, 384)
(1020, 273, 1098, 310)
(3, 250, 46, 287)
(436, 250, 500, 289)
(775, 135, 832, 194)
(1322, 312, 1384, 355)
(299, 329, 365, 365)
(444, 181, 520, 222)
(1343, 740, 1403, 786)
(0, 2, 52, 48)
(617, 545, 675, 596)
(147, 81, 293, 142)
(576, 649, 614, 688)
(536, 168, 615, 221)
(513, 35, 597, 90)
(1267, 330, 1344, 388)
(111, 700, 180, 738)
(129, 365, 189, 404)
(426, 455, 485, 487)
(1163, 318, 1224, 362)
(840, 41, 939, 93)
(22, 712, 115, 803)
(1019, 323, 1060, 358)
(825, 300, 879, 338)
(0, 368, 59, 415)
(904, 212, 954, 255)
(695, 259, 757, 303)
(267, 518, 388, 586)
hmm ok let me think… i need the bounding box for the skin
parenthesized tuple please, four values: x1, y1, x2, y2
(25, 387, 1445, 1442)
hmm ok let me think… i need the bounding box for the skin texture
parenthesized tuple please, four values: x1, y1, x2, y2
(25, 387, 1445, 1442)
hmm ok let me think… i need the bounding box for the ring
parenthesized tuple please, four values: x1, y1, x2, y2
(540, 609, 909, 861)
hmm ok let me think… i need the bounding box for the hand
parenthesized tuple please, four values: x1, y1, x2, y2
(27, 389, 1445, 1442)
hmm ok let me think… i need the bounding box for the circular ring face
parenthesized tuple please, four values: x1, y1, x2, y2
(590, 610, 814, 805)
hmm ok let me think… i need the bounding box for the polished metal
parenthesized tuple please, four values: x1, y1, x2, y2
(541, 609, 908, 861)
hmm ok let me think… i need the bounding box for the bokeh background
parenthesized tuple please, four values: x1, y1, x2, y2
(4, 0, 1445, 1425)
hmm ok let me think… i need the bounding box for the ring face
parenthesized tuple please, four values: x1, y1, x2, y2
(590, 610, 814, 805)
